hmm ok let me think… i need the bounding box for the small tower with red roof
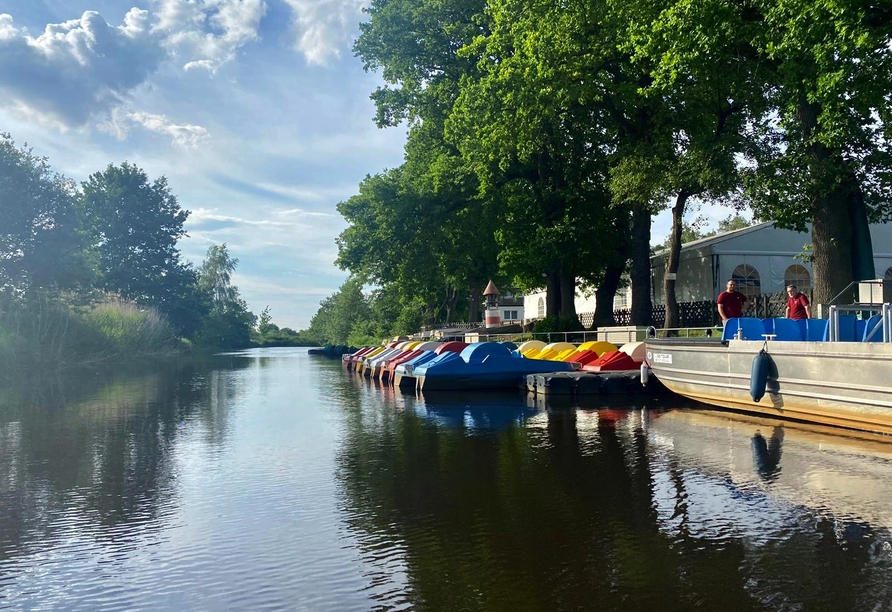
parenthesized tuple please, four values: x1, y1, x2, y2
(483, 280, 501, 328)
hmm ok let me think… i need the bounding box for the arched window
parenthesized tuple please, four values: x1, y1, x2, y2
(537, 297, 545, 318)
(784, 264, 811, 290)
(732, 264, 761, 298)
(885, 267, 892, 281)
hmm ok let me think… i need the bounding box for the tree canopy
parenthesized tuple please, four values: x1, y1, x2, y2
(338, 0, 892, 328)
(0, 133, 88, 293)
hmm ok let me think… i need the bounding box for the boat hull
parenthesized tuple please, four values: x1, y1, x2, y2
(645, 338, 892, 435)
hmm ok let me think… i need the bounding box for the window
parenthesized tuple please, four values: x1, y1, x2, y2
(613, 292, 628, 310)
(537, 297, 545, 318)
(784, 264, 811, 290)
(732, 264, 761, 298)
(885, 267, 892, 281)
(503, 310, 518, 320)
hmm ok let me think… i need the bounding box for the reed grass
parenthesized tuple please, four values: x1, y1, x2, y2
(0, 292, 181, 374)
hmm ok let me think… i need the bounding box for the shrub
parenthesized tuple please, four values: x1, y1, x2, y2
(82, 298, 180, 355)
(532, 314, 584, 334)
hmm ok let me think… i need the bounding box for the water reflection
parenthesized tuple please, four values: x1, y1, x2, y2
(4, 351, 892, 610)
(337, 380, 892, 610)
(416, 390, 539, 430)
(751, 426, 784, 479)
(0, 355, 251, 581)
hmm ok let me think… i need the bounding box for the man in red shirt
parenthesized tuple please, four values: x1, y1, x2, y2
(717, 279, 749, 323)
(785, 284, 811, 319)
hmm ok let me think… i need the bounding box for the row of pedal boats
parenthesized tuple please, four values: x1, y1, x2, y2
(343, 339, 648, 391)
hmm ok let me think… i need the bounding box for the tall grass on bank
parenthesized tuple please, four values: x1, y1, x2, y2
(82, 298, 180, 357)
(0, 292, 181, 373)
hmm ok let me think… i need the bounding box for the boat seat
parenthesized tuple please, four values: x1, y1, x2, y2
(805, 319, 828, 341)
(825, 314, 858, 342)
(796, 318, 808, 339)
(721, 318, 766, 341)
(862, 314, 884, 342)
(772, 318, 804, 341)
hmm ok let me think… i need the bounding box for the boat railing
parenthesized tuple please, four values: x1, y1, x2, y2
(827, 303, 892, 342)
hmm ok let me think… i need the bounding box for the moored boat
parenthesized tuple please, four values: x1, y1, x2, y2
(644, 304, 892, 435)
(415, 341, 574, 391)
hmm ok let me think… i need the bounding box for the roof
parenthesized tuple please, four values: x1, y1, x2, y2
(483, 280, 500, 296)
(651, 221, 775, 258)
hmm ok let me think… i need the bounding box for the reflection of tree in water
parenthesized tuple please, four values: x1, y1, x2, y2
(0, 355, 251, 565)
(335, 393, 892, 611)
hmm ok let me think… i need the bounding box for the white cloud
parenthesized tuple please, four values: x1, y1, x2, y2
(153, 0, 266, 72)
(0, 13, 24, 41)
(0, 10, 167, 126)
(128, 111, 210, 147)
(280, 0, 365, 65)
(99, 107, 210, 147)
(0, 2, 268, 128)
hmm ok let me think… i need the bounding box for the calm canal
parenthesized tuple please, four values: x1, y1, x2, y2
(2, 347, 892, 611)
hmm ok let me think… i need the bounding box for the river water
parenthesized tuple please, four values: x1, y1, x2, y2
(2, 347, 892, 611)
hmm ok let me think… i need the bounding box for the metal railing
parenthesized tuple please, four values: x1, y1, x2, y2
(827, 303, 892, 343)
(445, 325, 717, 345)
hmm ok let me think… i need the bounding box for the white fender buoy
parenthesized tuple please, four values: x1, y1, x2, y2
(640, 363, 650, 387)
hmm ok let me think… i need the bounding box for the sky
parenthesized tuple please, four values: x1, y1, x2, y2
(0, 0, 410, 331)
(0, 0, 711, 330)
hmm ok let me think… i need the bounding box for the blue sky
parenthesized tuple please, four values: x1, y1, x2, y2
(0, 0, 705, 330)
(0, 0, 408, 330)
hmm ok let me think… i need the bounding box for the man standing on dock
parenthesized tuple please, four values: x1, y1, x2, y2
(717, 280, 749, 323)
(784, 284, 811, 319)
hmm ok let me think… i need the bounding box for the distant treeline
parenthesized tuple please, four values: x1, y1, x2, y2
(1, 132, 317, 372)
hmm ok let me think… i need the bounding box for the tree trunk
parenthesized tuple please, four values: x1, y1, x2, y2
(468, 281, 481, 324)
(545, 269, 561, 318)
(559, 271, 577, 320)
(846, 171, 875, 282)
(798, 99, 862, 306)
(812, 191, 854, 306)
(629, 203, 653, 326)
(444, 286, 458, 325)
(663, 190, 689, 331)
(594, 263, 623, 327)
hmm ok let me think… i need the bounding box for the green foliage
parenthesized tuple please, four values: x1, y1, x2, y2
(346, 320, 385, 348)
(0, 133, 89, 293)
(305, 278, 374, 346)
(531, 314, 584, 334)
(257, 306, 275, 335)
(78, 162, 201, 332)
(0, 132, 262, 362)
(0, 292, 181, 375)
(194, 244, 256, 350)
(80, 298, 180, 355)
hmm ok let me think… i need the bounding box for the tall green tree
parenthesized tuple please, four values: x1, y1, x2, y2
(79, 162, 201, 329)
(195, 244, 255, 349)
(354, 0, 501, 325)
(444, 0, 641, 324)
(305, 278, 373, 346)
(637, 0, 892, 303)
(0, 133, 88, 293)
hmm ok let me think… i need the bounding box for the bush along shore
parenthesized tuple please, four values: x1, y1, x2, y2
(0, 293, 184, 374)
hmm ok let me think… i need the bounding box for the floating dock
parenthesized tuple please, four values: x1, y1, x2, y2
(525, 370, 665, 397)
